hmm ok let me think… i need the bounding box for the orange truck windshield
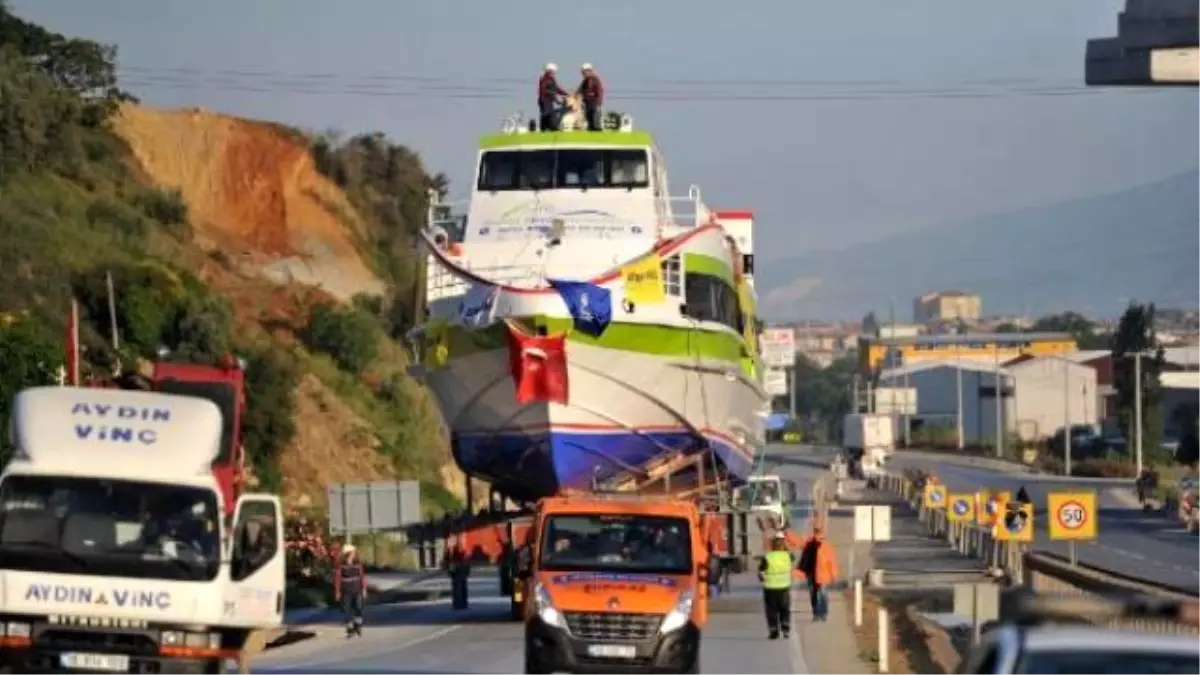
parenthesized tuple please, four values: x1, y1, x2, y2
(538, 513, 692, 575)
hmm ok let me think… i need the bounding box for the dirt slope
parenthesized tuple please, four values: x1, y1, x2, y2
(112, 104, 462, 509)
(113, 105, 385, 301)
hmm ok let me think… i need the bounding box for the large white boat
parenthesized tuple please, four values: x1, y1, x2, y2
(411, 112, 768, 503)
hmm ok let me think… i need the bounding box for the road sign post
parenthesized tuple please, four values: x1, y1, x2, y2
(1047, 492, 1097, 566)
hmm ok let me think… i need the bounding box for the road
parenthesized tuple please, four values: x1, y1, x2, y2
(888, 451, 1200, 593)
(257, 445, 834, 674)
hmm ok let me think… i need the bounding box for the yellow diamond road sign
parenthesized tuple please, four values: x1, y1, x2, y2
(1047, 492, 1097, 541)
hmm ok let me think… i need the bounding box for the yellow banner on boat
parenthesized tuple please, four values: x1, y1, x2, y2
(621, 254, 666, 304)
(426, 318, 451, 369)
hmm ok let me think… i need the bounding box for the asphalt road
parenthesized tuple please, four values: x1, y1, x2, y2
(888, 452, 1200, 593)
(257, 446, 836, 674)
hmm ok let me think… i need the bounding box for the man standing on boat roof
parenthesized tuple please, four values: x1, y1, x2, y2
(577, 63, 604, 131)
(537, 62, 567, 131)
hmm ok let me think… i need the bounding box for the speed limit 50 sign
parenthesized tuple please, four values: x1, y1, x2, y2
(1047, 492, 1098, 540)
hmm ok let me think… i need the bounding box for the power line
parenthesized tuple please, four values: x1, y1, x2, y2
(111, 64, 1182, 102)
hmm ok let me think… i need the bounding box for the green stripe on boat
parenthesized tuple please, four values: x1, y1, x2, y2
(683, 252, 734, 285)
(479, 130, 654, 150)
(433, 317, 748, 363)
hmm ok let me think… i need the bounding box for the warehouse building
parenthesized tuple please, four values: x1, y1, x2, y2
(877, 355, 1098, 445)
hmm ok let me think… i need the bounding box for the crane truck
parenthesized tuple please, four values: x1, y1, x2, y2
(0, 386, 284, 674)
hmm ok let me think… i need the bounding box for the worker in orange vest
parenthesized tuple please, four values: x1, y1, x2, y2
(796, 525, 840, 621)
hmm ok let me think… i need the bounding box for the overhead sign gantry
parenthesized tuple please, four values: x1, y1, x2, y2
(1086, 0, 1198, 86)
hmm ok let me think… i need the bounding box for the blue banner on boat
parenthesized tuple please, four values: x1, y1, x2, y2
(764, 413, 790, 431)
(548, 279, 612, 337)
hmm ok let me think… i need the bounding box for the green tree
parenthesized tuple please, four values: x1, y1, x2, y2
(1032, 311, 1110, 349)
(0, 317, 62, 463)
(1111, 302, 1165, 460)
(241, 347, 300, 493)
(304, 303, 379, 373)
(860, 312, 879, 338)
(1171, 402, 1199, 466)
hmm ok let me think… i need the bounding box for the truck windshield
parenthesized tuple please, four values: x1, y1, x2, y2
(1017, 650, 1199, 674)
(539, 514, 691, 575)
(0, 475, 221, 581)
(154, 379, 236, 464)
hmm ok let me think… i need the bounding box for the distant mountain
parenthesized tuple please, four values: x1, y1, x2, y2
(758, 171, 1200, 321)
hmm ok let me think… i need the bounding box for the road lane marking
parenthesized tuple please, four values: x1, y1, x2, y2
(787, 628, 811, 674)
(267, 623, 462, 671)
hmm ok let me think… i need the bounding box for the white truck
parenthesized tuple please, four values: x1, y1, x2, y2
(842, 413, 895, 478)
(0, 386, 285, 674)
(732, 474, 798, 529)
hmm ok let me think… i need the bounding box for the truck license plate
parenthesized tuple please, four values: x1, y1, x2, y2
(586, 644, 636, 659)
(60, 652, 131, 672)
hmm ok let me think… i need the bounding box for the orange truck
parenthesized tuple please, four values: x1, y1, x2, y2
(514, 493, 711, 674)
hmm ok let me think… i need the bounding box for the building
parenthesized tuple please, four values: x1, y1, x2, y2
(793, 323, 855, 367)
(1086, 0, 1198, 86)
(877, 356, 1098, 446)
(912, 291, 982, 323)
(879, 323, 923, 339)
(859, 332, 1078, 374)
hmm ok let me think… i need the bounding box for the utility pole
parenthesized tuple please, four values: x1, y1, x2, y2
(903, 370, 912, 447)
(1064, 360, 1072, 476)
(788, 362, 797, 419)
(994, 343, 1003, 458)
(955, 355, 964, 449)
(1134, 351, 1143, 476)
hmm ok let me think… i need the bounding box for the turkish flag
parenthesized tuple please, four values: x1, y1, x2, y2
(505, 321, 569, 405)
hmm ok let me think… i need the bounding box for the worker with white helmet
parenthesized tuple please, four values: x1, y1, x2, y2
(537, 62, 567, 131)
(576, 62, 605, 131)
(334, 542, 367, 637)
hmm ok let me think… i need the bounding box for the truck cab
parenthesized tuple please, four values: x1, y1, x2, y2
(731, 475, 797, 530)
(0, 387, 285, 674)
(516, 494, 710, 674)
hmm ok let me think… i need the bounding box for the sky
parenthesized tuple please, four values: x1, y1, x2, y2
(13, 0, 1198, 264)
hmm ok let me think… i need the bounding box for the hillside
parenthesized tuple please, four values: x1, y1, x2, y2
(759, 170, 1200, 320)
(0, 6, 463, 516)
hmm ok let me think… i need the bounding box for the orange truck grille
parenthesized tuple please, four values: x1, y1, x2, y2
(564, 612, 664, 641)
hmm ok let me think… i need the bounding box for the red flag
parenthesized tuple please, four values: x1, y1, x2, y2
(505, 321, 569, 405)
(66, 298, 80, 386)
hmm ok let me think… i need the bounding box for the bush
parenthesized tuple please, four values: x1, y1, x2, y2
(0, 316, 62, 463)
(134, 186, 189, 234)
(242, 347, 300, 493)
(73, 262, 231, 363)
(1073, 458, 1137, 479)
(304, 303, 379, 373)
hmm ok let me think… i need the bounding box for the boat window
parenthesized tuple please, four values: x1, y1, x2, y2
(556, 150, 604, 188)
(476, 149, 651, 191)
(609, 149, 650, 188)
(518, 150, 556, 190)
(684, 272, 741, 332)
(660, 255, 682, 296)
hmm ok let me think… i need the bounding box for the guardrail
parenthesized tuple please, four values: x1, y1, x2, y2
(873, 473, 1199, 635)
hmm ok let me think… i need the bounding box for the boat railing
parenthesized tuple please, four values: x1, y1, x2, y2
(663, 184, 711, 231)
(426, 256, 545, 302)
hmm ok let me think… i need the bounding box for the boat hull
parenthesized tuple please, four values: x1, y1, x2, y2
(423, 336, 764, 502)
